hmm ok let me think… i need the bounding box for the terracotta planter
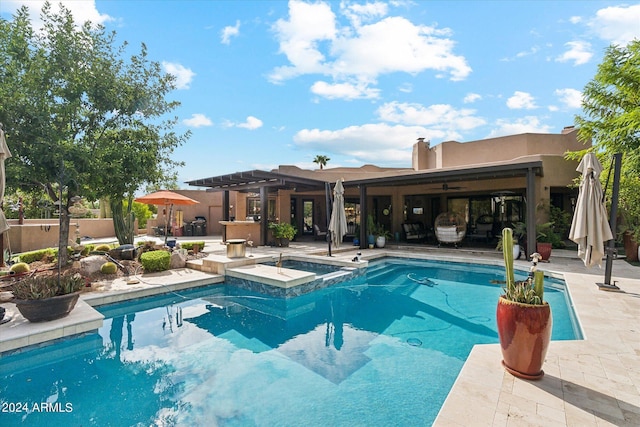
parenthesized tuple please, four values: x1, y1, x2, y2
(536, 242, 552, 261)
(496, 296, 552, 380)
(14, 291, 81, 323)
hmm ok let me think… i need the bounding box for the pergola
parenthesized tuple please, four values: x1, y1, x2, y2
(187, 160, 544, 255)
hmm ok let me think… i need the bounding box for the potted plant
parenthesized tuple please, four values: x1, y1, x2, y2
(536, 222, 562, 261)
(496, 228, 552, 380)
(11, 273, 85, 322)
(269, 222, 297, 247)
(375, 224, 392, 248)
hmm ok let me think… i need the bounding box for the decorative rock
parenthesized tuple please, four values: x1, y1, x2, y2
(80, 255, 107, 276)
(170, 251, 187, 269)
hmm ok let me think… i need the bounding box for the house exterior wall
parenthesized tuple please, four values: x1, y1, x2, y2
(417, 127, 586, 170)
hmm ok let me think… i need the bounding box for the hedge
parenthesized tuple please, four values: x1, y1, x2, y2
(140, 250, 171, 272)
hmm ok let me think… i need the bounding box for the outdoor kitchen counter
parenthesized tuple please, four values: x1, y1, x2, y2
(219, 221, 262, 246)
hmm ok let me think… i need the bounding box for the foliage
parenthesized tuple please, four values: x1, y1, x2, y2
(374, 223, 392, 239)
(313, 155, 330, 170)
(12, 248, 55, 264)
(269, 222, 297, 240)
(0, 3, 189, 259)
(140, 250, 170, 272)
(100, 262, 118, 274)
(570, 40, 640, 242)
(94, 244, 113, 252)
(12, 273, 84, 300)
(366, 214, 376, 236)
(501, 228, 545, 305)
(179, 241, 205, 251)
(127, 201, 153, 229)
(549, 205, 571, 240)
(9, 262, 30, 274)
(536, 222, 565, 249)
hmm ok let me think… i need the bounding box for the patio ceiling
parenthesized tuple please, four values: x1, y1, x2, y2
(344, 160, 544, 188)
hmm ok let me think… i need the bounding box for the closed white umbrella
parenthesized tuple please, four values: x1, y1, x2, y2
(569, 152, 613, 268)
(328, 179, 347, 248)
(0, 124, 11, 235)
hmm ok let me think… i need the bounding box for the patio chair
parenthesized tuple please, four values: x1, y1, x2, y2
(434, 212, 467, 248)
(313, 224, 328, 241)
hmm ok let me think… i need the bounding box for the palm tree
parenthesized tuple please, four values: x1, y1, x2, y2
(313, 155, 330, 170)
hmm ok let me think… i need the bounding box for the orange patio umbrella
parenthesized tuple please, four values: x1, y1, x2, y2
(135, 190, 199, 244)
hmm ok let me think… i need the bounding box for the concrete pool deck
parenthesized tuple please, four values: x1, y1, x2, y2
(0, 237, 638, 426)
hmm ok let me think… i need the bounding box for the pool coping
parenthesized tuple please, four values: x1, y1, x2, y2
(1, 243, 638, 426)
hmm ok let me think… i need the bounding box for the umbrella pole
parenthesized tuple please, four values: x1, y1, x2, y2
(598, 153, 622, 291)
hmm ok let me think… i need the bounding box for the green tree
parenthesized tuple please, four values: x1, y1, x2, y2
(569, 39, 640, 241)
(313, 155, 330, 170)
(0, 3, 188, 260)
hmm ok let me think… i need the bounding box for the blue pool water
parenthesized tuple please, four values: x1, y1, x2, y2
(0, 258, 581, 426)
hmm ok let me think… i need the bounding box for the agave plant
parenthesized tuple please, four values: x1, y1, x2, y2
(502, 227, 544, 304)
(12, 273, 85, 300)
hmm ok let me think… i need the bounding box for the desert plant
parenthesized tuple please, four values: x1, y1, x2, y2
(12, 273, 85, 300)
(100, 262, 118, 274)
(502, 227, 544, 304)
(10, 262, 31, 274)
(94, 244, 113, 252)
(140, 250, 171, 272)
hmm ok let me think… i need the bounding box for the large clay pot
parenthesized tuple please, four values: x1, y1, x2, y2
(14, 292, 81, 322)
(536, 242, 552, 261)
(496, 296, 552, 380)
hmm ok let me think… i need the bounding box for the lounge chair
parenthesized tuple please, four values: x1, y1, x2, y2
(313, 224, 327, 241)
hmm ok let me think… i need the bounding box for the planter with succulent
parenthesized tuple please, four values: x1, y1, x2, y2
(375, 224, 392, 248)
(496, 227, 552, 380)
(269, 222, 297, 247)
(11, 273, 85, 322)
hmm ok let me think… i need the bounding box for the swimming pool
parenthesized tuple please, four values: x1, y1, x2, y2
(0, 258, 581, 426)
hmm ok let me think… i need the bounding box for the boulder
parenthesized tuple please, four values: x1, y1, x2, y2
(170, 251, 187, 269)
(80, 255, 107, 276)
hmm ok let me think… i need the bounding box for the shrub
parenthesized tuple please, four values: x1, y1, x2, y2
(94, 244, 112, 252)
(10, 262, 30, 274)
(179, 241, 205, 251)
(14, 249, 55, 264)
(100, 262, 118, 274)
(140, 250, 171, 272)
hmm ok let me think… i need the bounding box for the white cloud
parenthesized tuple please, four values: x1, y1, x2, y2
(269, 1, 471, 100)
(310, 81, 380, 100)
(486, 116, 552, 138)
(555, 41, 592, 66)
(506, 91, 537, 110)
(377, 102, 486, 135)
(341, 1, 388, 27)
(398, 83, 413, 93)
(3, 0, 112, 28)
(463, 93, 481, 104)
(554, 88, 582, 109)
(294, 123, 431, 165)
(589, 4, 640, 46)
(221, 20, 240, 45)
(183, 113, 212, 128)
(235, 116, 264, 130)
(162, 62, 195, 90)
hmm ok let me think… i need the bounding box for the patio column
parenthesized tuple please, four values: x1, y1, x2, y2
(526, 167, 536, 257)
(359, 185, 367, 249)
(222, 191, 230, 241)
(260, 186, 269, 246)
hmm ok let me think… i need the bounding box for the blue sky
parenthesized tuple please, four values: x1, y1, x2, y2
(2, 1, 639, 188)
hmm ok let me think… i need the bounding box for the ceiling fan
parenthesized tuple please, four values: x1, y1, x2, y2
(426, 183, 466, 191)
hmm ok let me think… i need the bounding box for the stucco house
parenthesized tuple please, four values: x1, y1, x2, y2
(187, 126, 588, 256)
